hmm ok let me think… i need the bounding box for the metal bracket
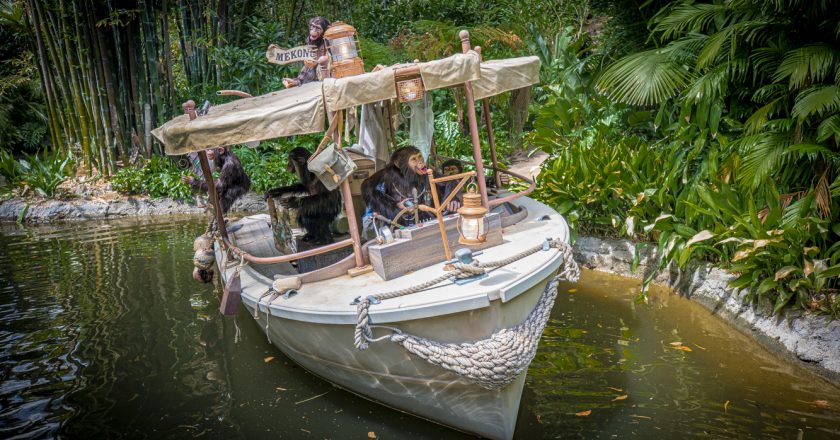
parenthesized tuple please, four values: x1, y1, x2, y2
(282, 289, 298, 300)
(453, 273, 489, 285)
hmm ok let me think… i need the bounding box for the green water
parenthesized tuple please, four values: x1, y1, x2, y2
(0, 216, 838, 439)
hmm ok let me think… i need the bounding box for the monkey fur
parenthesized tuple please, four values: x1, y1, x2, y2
(264, 147, 342, 244)
(362, 146, 434, 226)
(196, 147, 251, 214)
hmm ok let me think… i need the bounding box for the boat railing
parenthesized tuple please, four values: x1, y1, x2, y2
(442, 157, 536, 209)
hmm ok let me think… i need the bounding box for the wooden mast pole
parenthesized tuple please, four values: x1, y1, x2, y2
(183, 100, 228, 241)
(474, 47, 501, 189)
(459, 30, 489, 208)
(318, 55, 366, 270)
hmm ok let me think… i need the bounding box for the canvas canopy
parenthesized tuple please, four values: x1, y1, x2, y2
(153, 82, 325, 156)
(153, 52, 539, 155)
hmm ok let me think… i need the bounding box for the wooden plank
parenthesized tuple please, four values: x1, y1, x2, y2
(369, 213, 502, 281)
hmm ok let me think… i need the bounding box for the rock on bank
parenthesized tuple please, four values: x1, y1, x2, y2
(0, 192, 267, 223)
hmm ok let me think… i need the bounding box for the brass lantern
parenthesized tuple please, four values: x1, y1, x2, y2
(323, 21, 364, 78)
(457, 184, 488, 245)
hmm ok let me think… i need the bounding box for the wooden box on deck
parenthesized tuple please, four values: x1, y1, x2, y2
(368, 212, 502, 281)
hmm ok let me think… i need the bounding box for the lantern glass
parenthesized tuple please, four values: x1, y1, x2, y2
(459, 216, 486, 243)
(329, 36, 358, 61)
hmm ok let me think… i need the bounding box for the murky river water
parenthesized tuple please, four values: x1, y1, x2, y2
(1, 216, 838, 439)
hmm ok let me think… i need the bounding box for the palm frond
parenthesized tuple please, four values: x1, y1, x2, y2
(744, 96, 785, 135)
(750, 46, 786, 81)
(736, 132, 791, 189)
(596, 49, 694, 106)
(655, 3, 730, 40)
(816, 113, 840, 143)
(792, 85, 840, 121)
(773, 44, 840, 89)
(684, 61, 729, 102)
(751, 83, 788, 103)
(697, 27, 735, 69)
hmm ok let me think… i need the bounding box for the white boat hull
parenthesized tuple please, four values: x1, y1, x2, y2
(217, 196, 571, 439)
(241, 276, 551, 439)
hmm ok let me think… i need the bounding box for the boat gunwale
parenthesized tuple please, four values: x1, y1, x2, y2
(219, 197, 570, 325)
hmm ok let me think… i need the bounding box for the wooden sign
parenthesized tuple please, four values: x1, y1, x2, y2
(266, 44, 317, 65)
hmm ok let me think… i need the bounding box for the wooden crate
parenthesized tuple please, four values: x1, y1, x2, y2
(368, 212, 502, 281)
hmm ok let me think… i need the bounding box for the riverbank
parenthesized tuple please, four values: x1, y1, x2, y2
(0, 178, 267, 223)
(575, 236, 840, 386)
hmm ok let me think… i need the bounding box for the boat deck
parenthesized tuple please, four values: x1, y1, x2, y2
(219, 195, 569, 325)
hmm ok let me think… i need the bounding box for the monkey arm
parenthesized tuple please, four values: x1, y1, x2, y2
(362, 171, 401, 221)
(264, 183, 307, 200)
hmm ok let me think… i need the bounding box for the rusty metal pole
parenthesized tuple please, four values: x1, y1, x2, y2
(474, 47, 501, 189)
(183, 100, 228, 242)
(459, 31, 489, 208)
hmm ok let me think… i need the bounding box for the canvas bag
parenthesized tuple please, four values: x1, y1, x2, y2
(307, 111, 356, 191)
(307, 143, 357, 191)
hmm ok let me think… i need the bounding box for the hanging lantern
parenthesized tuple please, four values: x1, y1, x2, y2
(457, 184, 488, 245)
(397, 78, 425, 102)
(323, 21, 364, 78)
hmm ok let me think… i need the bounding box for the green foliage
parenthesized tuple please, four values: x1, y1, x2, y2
(111, 156, 192, 200)
(529, 3, 840, 316)
(0, 148, 22, 185)
(17, 150, 74, 197)
(231, 145, 297, 194)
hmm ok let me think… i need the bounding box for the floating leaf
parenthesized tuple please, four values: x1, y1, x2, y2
(575, 410, 592, 417)
(613, 395, 628, 401)
(264, 356, 275, 363)
(672, 345, 693, 352)
(568, 289, 577, 293)
(724, 400, 730, 413)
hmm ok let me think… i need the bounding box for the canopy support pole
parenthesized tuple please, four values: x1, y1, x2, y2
(475, 47, 501, 189)
(332, 110, 365, 269)
(459, 31, 489, 208)
(183, 100, 228, 242)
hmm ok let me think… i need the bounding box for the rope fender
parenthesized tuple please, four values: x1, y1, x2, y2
(353, 239, 580, 390)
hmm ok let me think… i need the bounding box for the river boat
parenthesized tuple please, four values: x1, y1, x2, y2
(153, 29, 579, 440)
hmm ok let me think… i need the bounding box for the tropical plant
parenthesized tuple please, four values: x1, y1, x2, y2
(596, 0, 840, 212)
(111, 155, 191, 200)
(17, 150, 74, 197)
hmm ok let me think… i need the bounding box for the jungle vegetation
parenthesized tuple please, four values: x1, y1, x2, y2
(0, 0, 837, 315)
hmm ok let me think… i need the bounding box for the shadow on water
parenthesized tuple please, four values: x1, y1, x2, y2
(0, 216, 838, 439)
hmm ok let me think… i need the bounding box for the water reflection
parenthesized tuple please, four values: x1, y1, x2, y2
(520, 271, 840, 439)
(0, 217, 838, 439)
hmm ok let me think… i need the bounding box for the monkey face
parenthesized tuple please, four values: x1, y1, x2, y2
(443, 164, 461, 176)
(206, 148, 217, 161)
(309, 23, 324, 41)
(407, 153, 427, 175)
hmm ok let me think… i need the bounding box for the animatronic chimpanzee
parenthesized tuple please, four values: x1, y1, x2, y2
(183, 147, 251, 214)
(264, 147, 342, 244)
(362, 146, 439, 226)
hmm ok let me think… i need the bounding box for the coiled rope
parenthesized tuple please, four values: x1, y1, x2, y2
(353, 239, 579, 390)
